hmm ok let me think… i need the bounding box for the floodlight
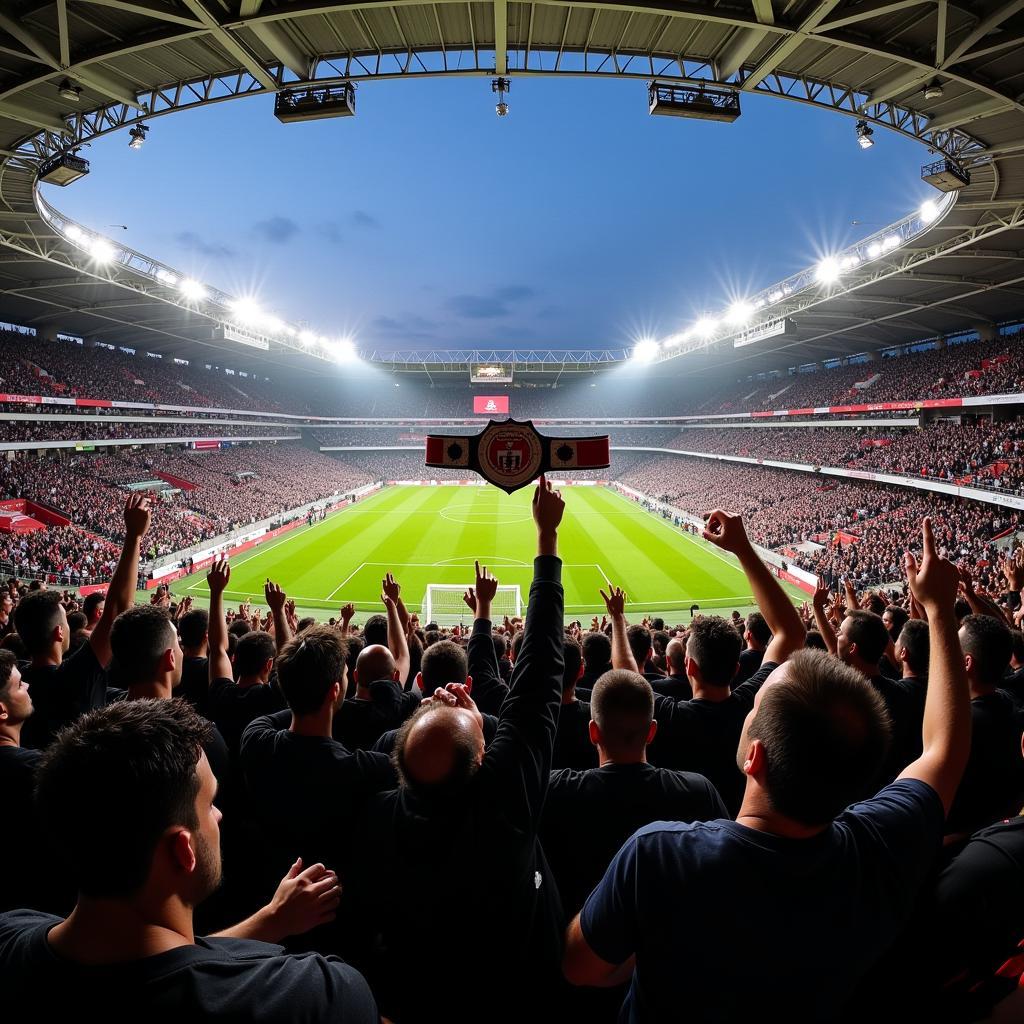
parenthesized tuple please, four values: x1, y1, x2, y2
(923, 82, 944, 100)
(155, 269, 178, 287)
(179, 279, 207, 301)
(58, 79, 81, 102)
(769, 290, 783, 303)
(842, 254, 860, 270)
(633, 339, 659, 362)
(492, 77, 510, 118)
(64, 224, 85, 243)
(298, 329, 317, 346)
(694, 317, 718, 339)
(881, 234, 900, 251)
(855, 120, 874, 149)
(324, 337, 357, 361)
(128, 125, 149, 150)
(230, 297, 262, 324)
(89, 238, 116, 263)
(37, 152, 89, 186)
(815, 257, 843, 284)
(866, 241, 882, 259)
(726, 301, 754, 327)
(262, 315, 285, 335)
(919, 199, 940, 224)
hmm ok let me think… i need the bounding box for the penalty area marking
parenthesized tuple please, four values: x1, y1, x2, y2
(325, 562, 368, 602)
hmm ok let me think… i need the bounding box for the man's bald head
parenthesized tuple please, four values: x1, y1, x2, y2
(393, 703, 484, 796)
(666, 637, 686, 675)
(356, 644, 397, 687)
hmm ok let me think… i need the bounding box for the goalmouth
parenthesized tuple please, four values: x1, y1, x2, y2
(423, 584, 522, 625)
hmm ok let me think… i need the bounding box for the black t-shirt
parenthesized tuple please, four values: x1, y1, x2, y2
(208, 678, 286, 756)
(947, 690, 1024, 836)
(541, 762, 727, 917)
(173, 656, 210, 714)
(20, 643, 107, 751)
(870, 675, 927, 785)
(0, 909, 378, 1023)
(332, 680, 420, 752)
(736, 648, 764, 685)
(652, 675, 692, 701)
(553, 699, 598, 772)
(649, 662, 778, 816)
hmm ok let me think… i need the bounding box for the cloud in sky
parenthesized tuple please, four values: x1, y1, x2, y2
(351, 210, 379, 229)
(174, 231, 235, 258)
(446, 284, 537, 319)
(253, 216, 300, 243)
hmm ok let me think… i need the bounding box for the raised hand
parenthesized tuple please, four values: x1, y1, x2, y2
(956, 563, 975, 596)
(600, 585, 627, 619)
(123, 493, 152, 540)
(1005, 549, 1024, 591)
(812, 577, 831, 612)
(264, 578, 287, 613)
(532, 475, 565, 539)
(339, 603, 355, 622)
(472, 560, 499, 605)
(702, 509, 751, 555)
(463, 588, 476, 612)
(381, 572, 401, 605)
(906, 518, 959, 614)
(206, 556, 230, 595)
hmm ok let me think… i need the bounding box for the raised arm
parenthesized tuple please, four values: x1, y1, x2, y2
(465, 561, 508, 715)
(207, 557, 234, 683)
(264, 578, 292, 652)
(812, 577, 838, 655)
(381, 573, 410, 683)
(600, 586, 639, 673)
(703, 510, 805, 664)
(898, 518, 971, 814)
(89, 494, 151, 667)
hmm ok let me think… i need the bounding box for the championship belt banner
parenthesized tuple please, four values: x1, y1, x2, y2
(425, 419, 610, 494)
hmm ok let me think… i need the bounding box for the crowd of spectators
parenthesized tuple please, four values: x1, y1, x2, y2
(2, 487, 1023, 1021)
(0, 419, 297, 445)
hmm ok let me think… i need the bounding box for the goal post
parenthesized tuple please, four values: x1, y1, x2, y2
(423, 584, 522, 625)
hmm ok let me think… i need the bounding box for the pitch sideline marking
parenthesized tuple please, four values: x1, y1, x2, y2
(325, 562, 368, 602)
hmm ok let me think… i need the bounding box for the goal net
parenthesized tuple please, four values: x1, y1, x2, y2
(422, 584, 522, 625)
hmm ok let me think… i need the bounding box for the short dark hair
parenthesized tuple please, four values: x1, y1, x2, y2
(35, 699, 212, 899)
(178, 608, 210, 648)
(651, 630, 670, 657)
(960, 614, 1012, 687)
(492, 634, 507, 663)
(228, 618, 251, 639)
(345, 634, 364, 679)
(626, 624, 652, 667)
(234, 631, 276, 677)
(1010, 629, 1024, 665)
(884, 605, 910, 642)
(296, 616, 316, 633)
(804, 631, 828, 651)
(864, 594, 886, 616)
(562, 637, 582, 692)
(843, 610, 889, 667)
(363, 613, 388, 646)
(14, 590, 63, 656)
(745, 612, 772, 647)
(67, 611, 88, 634)
(82, 592, 105, 621)
(591, 670, 654, 752)
(420, 639, 468, 691)
(748, 649, 891, 826)
(511, 631, 525, 661)
(276, 626, 347, 715)
(0, 649, 17, 704)
(896, 619, 929, 676)
(0, 633, 26, 659)
(582, 630, 611, 673)
(650, 618, 665, 632)
(686, 616, 742, 687)
(109, 605, 176, 685)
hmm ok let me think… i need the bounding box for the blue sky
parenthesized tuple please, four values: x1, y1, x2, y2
(52, 76, 933, 353)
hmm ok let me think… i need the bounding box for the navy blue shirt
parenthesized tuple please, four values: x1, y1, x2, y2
(580, 779, 944, 1022)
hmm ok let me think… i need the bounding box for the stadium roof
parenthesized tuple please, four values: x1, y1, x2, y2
(0, 0, 1022, 380)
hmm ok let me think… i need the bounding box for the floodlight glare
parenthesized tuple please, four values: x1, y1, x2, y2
(179, 278, 207, 301)
(633, 339, 660, 362)
(769, 290, 783, 303)
(298, 329, 317, 346)
(128, 124, 149, 150)
(64, 224, 84, 243)
(919, 199, 940, 224)
(866, 241, 882, 259)
(324, 337, 357, 361)
(842, 254, 860, 270)
(230, 297, 262, 324)
(726, 301, 754, 327)
(89, 238, 116, 263)
(694, 317, 718, 339)
(815, 257, 843, 284)
(262, 315, 285, 335)
(155, 269, 179, 287)
(882, 234, 900, 251)
(855, 120, 874, 149)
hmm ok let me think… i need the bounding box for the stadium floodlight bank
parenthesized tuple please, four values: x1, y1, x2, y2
(920, 158, 970, 192)
(37, 152, 90, 186)
(274, 83, 356, 123)
(648, 82, 741, 122)
(423, 584, 522, 625)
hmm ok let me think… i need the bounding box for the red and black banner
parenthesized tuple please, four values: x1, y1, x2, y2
(425, 418, 610, 493)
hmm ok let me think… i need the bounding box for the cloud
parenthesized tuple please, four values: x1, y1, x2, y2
(253, 216, 300, 244)
(491, 324, 535, 340)
(174, 231, 235, 258)
(350, 210, 379, 229)
(371, 313, 438, 339)
(446, 284, 538, 320)
(317, 222, 345, 245)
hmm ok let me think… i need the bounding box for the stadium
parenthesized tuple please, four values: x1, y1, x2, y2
(1, 1, 1024, 1020)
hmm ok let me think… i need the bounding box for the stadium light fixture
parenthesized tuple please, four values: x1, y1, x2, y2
(324, 337, 357, 362)
(919, 199, 940, 224)
(694, 317, 718, 339)
(769, 290, 784, 303)
(866, 241, 883, 259)
(632, 338, 660, 362)
(128, 124, 149, 150)
(923, 82, 944, 100)
(155, 269, 178, 287)
(881, 234, 900, 252)
(58, 79, 82, 102)
(64, 224, 85, 243)
(855, 120, 874, 150)
(229, 297, 263, 324)
(89, 238, 116, 264)
(262, 315, 285, 335)
(492, 77, 510, 117)
(298, 329, 317, 346)
(815, 256, 843, 285)
(725, 301, 754, 327)
(179, 279, 207, 301)
(841, 254, 860, 271)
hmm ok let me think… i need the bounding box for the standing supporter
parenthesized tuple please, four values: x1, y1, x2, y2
(0, 699, 377, 1021)
(736, 611, 770, 684)
(563, 516, 971, 1021)
(581, 630, 612, 689)
(175, 604, 210, 711)
(651, 637, 692, 700)
(349, 476, 567, 1024)
(17, 495, 150, 750)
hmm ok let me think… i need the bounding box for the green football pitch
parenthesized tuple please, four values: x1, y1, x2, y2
(173, 485, 808, 624)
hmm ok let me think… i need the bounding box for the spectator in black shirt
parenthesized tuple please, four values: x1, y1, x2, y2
(553, 637, 598, 771)
(350, 476, 567, 1023)
(542, 668, 727, 918)
(81, 591, 104, 636)
(581, 630, 612, 690)
(651, 637, 692, 701)
(334, 641, 419, 751)
(0, 699, 376, 1022)
(174, 606, 210, 711)
(17, 495, 150, 750)
(736, 611, 770, 684)
(946, 614, 1024, 838)
(627, 624, 662, 682)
